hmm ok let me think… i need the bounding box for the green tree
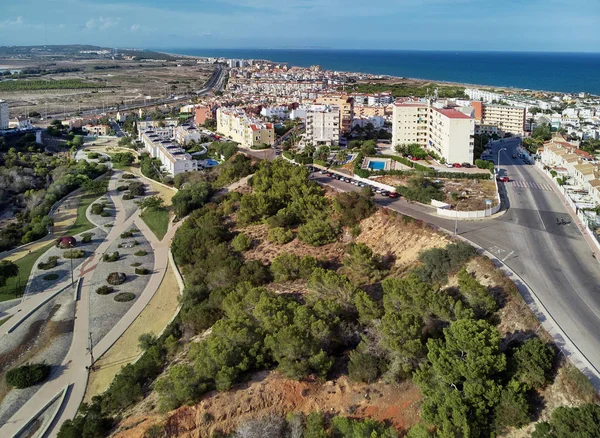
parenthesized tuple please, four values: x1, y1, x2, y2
(532, 404, 600, 438)
(414, 319, 506, 437)
(341, 242, 385, 284)
(333, 191, 375, 226)
(231, 233, 252, 252)
(298, 219, 339, 246)
(456, 268, 497, 317)
(509, 337, 554, 390)
(0, 260, 19, 287)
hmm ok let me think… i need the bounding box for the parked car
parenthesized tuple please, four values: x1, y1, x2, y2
(453, 163, 462, 168)
(388, 192, 399, 198)
(445, 163, 454, 168)
(497, 176, 510, 182)
(376, 189, 383, 194)
(461, 162, 472, 168)
(512, 155, 517, 159)
(380, 191, 389, 196)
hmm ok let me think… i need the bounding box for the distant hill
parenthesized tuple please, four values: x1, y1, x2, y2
(0, 45, 176, 61)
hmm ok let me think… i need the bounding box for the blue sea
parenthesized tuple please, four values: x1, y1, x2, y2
(160, 48, 600, 95)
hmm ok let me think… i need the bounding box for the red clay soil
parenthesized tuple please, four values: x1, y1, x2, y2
(112, 372, 422, 438)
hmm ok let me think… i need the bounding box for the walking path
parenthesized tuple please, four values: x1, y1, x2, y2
(0, 165, 179, 437)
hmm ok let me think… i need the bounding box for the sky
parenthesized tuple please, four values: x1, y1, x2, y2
(1, 0, 600, 52)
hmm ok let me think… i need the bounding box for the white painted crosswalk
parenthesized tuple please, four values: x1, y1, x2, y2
(508, 180, 554, 191)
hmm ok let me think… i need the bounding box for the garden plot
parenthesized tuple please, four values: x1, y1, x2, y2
(0, 291, 75, 425)
(26, 228, 107, 297)
(88, 226, 154, 347)
(86, 195, 115, 229)
(114, 173, 153, 220)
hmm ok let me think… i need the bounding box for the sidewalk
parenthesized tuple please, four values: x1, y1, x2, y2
(534, 163, 600, 260)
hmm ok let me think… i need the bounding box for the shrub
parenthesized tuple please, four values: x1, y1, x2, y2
(396, 176, 445, 204)
(134, 250, 148, 256)
(117, 185, 128, 192)
(333, 191, 376, 226)
(128, 181, 146, 196)
(63, 249, 85, 259)
(91, 203, 105, 215)
(120, 230, 134, 238)
(298, 220, 339, 246)
(348, 350, 380, 383)
(43, 273, 59, 281)
(267, 227, 294, 244)
(231, 233, 252, 252)
(6, 363, 51, 388)
(122, 173, 136, 179)
(135, 267, 151, 275)
(102, 251, 120, 262)
(107, 272, 126, 285)
(87, 152, 100, 159)
(81, 232, 94, 243)
(96, 285, 114, 295)
(100, 211, 111, 218)
(130, 262, 142, 267)
(271, 254, 318, 282)
(123, 192, 134, 200)
(38, 256, 59, 270)
(114, 292, 135, 302)
(475, 159, 495, 172)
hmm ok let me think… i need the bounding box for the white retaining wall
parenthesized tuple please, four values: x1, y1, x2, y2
(436, 174, 501, 218)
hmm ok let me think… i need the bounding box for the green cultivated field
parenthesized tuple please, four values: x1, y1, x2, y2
(0, 79, 109, 91)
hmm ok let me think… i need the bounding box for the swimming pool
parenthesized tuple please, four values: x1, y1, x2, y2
(368, 161, 386, 170)
(205, 159, 219, 167)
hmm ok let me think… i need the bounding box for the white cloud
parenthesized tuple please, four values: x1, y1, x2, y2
(0, 16, 24, 28)
(130, 24, 140, 32)
(86, 16, 120, 30)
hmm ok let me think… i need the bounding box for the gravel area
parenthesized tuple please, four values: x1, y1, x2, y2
(89, 225, 154, 347)
(26, 228, 107, 297)
(86, 195, 115, 229)
(0, 291, 75, 425)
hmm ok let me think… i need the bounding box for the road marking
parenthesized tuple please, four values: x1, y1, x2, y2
(509, 180, 553, 191)
(502, 250, 515, 262)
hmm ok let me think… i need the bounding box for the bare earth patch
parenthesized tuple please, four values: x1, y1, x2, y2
(112, 373, 422, 438)
(356, 209, 450, 268)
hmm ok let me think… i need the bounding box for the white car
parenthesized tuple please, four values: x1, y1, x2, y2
(445, 163, 454, 168)
(376, 189, 383, 194)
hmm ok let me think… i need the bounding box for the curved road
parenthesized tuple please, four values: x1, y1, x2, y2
(314, 137, 600, 387)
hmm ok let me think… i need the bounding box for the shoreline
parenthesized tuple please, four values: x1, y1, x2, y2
(155, 49, 581, 97)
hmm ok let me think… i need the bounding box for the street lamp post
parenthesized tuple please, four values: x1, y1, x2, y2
(497, 147, 507, 175)
(454, 199, 463, 235)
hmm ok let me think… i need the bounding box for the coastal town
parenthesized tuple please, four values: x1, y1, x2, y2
(2, 46, 600, 437)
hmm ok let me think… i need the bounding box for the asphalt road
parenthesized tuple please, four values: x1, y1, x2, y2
(313, 138, 600, 381)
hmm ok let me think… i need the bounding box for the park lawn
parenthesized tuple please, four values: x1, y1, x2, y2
(0, 242, 54, 301)
(67, 193, 100, 236)
(140, 208, 170, 241)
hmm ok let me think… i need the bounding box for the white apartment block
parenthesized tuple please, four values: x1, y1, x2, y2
(305, 105, 340, 146)
(392, 101, 474, 164)
(216, 107, 275, 148)
(465, 88, 503, 103)
(137, 119, 178, 141)
(0, 100, 9, 130)
(260, 106, 289, 119)
(175, 125, 202, 145)
(141, 131, 199, 176)
(482, 104, 526, 135)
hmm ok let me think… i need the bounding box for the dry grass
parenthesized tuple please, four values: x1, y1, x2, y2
(84, 262, 181, 402)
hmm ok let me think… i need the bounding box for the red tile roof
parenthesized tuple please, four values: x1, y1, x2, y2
(435, 108, 472, 119)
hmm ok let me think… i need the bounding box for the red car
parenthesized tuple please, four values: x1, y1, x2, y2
(497, 176, 510, 182)
(452, 163, 462, 168)
(388, 192, 399, 198)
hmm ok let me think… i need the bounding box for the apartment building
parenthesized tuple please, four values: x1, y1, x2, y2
(465, 88, 503, 103)
(137, 119, 178, 141)
(84, 124, 110, 136)
(0, 100, 9, 130)
(305, 105, 340, 146)
(141, 131, 199, 176)
(175, 124, 202, 145)
(392, 100, 474, 164)
(481, 104, 526, 135)
(216, 107, 275, 148)
(315, 93, 354, 134)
